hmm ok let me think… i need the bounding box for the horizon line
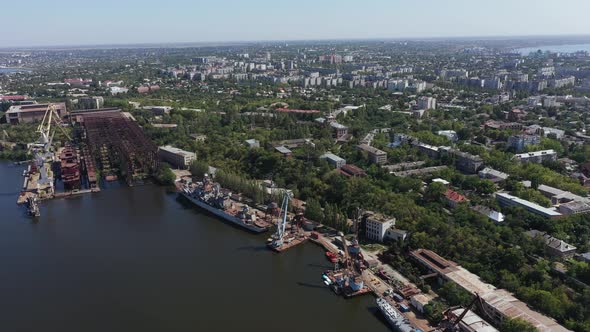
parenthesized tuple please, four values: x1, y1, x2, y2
(2, 33, 590, 51)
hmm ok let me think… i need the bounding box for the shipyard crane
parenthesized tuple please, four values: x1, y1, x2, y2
(271, 191, 293, 248)
(339, 231, 350, 269)
(36, 104, 70, 151)
(442, 293, 483, 331)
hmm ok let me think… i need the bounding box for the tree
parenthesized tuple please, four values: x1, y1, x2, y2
(424, 182, 446, 202)
(155, 164, 176, 186)
(190, 160, 209, 180)
(500, 318, 537, 332)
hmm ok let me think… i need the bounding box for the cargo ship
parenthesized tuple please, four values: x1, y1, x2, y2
(376, 297, 417, 332)
(179, 176, 269, 234)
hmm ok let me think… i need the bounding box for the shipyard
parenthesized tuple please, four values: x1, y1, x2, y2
(2, 8, 590, 330)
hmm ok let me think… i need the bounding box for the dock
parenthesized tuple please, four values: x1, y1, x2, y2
(269, 235, 308, 252)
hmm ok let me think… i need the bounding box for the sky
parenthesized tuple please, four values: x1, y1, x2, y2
(2, 0, 590, 47)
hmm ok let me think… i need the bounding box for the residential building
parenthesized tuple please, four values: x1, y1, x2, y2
(444, 189, 468, 208)
(450, 150, 484, 174)
(357, 144, 387, 165)
(320, 153, 346, 169)
(158, 145, 196, 169)
(496, 192, 562, 219)
(6, 102, 66, 124)
(417, 96, 436, 110)
(330, 122, 348, 139)
(437, 130, 458, 142)
(478, 167, 510, 183)
(526, 230, 577, 259)
(507, 134, 541, 152)
(513, 150, 557, 164)
(365, 214, 395, 242)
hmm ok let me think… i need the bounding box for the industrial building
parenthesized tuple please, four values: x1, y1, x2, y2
(410, 249, 571, 332)
(158, 146, 196, 169)
(365, 214, 395, 242)
(6, 102, 67, 124)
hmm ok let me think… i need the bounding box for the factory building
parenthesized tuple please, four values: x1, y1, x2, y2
(158, 145, 196, 169)
(6, 102, 67, 124)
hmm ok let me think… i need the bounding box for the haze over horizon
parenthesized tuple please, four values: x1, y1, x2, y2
(3, 0, 590, 47)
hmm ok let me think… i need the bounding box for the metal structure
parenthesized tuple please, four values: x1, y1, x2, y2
(36, 104, 70, 150)
(272, 192, 293, 247)
(80, 112, 159, 185)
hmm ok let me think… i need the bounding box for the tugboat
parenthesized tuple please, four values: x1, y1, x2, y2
(26, 196, 40, 218)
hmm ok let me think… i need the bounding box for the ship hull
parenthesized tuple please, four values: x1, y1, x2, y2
(376, 298, 415, 332)
(179, 191, 268, 234)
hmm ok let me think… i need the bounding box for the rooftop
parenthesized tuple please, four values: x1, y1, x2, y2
(496, 192, 562, 217)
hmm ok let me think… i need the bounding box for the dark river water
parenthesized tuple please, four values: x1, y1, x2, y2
(0, 162, 389, 332)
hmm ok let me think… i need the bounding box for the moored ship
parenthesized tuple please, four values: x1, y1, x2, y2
(179, 176, 269, 234)
(376, 297, 417, 332)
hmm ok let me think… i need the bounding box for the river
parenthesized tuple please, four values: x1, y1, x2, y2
(516, 43, 590, 55)
(0, 161, 390, 332)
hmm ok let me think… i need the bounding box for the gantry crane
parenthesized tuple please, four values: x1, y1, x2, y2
(36, 104, 70, 151)
(271, 191, 293, 248)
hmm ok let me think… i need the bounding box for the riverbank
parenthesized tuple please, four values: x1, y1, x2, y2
(0, 161, 391, 331)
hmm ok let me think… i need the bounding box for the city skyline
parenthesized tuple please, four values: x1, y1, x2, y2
(3, 0, 590, 47)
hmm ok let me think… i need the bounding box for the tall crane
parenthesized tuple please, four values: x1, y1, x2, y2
(339, 231, 350, 269)
(271, 191, 292, 248)
(36, 104, 70, 151)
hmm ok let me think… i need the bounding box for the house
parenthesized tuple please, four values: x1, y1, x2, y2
(339, 164, 367, 177)
(274, 146, 292, 158)
(444, 189, 468, 208)
(478, 167, 509, 183)
(472, 205, 505, 223)
(526, 230, 577, 259)
(190, 134, 207, 142)
(245, 139, 260, 148)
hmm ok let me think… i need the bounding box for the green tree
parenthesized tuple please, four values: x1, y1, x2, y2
(500, 318, 537, 332)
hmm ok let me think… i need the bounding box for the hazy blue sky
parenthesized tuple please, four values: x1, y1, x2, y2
(3, 0, 590, 47)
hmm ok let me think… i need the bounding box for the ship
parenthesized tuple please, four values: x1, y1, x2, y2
(376, 297, 416, 332)
(179, 176, 268, 234)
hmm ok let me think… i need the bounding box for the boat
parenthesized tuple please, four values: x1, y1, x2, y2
(26, 196, 40, 217)
(325, 251, 338, 263)
(179, 176, 268, 234)
(376, 297, 416, 332)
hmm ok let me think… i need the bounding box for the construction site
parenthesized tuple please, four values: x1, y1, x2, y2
(17, 106, 159, 217)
